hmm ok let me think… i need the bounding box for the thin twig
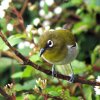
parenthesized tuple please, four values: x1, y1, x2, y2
(12, 8, 25, 31)
(0, 31, 100, 86)
(20, 0, 29, 16)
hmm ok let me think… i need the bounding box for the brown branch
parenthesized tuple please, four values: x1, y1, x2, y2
(0, 31, 100, 86)
(12, 8, 25, 31)
(20, 0, 29, 16)
(2, 51, 23, 63)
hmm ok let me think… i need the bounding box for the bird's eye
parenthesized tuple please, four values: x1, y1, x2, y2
(47, 40, 53, 48)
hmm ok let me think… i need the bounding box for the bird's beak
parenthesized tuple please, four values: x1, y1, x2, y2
(39, 48, 45, 57)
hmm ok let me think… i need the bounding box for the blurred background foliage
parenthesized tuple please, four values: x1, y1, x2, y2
(0, 0, 100, 100)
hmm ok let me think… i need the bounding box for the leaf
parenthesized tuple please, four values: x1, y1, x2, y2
(95, 95, 100, 100)
(91, 45, 100, 65)
(0, 34, 22, 51)
(72, 22, 89, 34)
(43, 2, 48, 14)
(11, 72, 23, 79)
(84, 0, 100, 12)
(23, 80, 36, 90)
(30, 53, 40, 63)
(15, 80, 36, 91)
(71, 60, 87, 74)
(14, 84, 24, 91)
(83, 85, 92, 100)
(71, 0, 82, 5)
(33, 36, 39, 44)
(0, 57, 18, 73)
(46, 86, 62, 97)
(22, 66, 34, 78)
(18, 47, 31, 56)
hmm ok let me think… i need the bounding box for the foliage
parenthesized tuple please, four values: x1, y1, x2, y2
(0, 0, 100, 99)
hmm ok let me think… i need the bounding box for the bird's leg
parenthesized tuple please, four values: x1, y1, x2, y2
(69, 63, 75, 83)
(52, 64, 57, 78)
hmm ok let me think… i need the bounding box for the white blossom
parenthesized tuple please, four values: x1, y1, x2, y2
(94, 76, 100, 95)
(30, 43, 35, 49)
(54, 6, 62, 15)
(0, 8, 5, 18)
(45, 0, 54, 6)
(42, 20, 50, 27)
(45, 11, 53, 19)
(45, 26, 50, 30)
(39, 0, 45, 8)
(24, 41, 30, 47)
(7, 23, 13, 31)
(33, 18, 40, 26)
(55, 27, 62, 30)
(26, 25, 33, 32)
(39, 9, 46, 17)
(17, 42, 25, 49)
(38, 27, 44, 35)
(1, 0, 10, 10)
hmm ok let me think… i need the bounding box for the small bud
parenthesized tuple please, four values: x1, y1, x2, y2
(35, 78, 47, 90)
(4, 83, 15, 96)
(33, 85, 39, 93)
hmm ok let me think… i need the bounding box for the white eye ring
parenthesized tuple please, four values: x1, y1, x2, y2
(47, 40, 53, 48)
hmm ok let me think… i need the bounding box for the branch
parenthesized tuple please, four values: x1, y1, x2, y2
(0, 31, 100, 86)
(20, 0, 29, 16)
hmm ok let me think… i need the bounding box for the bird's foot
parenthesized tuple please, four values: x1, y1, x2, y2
(69, 74, 75, 83)
(52, 65, 57, 78)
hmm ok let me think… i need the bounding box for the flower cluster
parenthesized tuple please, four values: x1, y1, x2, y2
(4, 83, 15, 96)
(27, 0, 63, 34)
(33, 78, 47, 93)
(0, 0, 12, 18)
(18, 41, 35, 49)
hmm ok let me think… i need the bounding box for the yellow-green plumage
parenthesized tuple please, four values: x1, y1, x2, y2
(39, 29, 78, 65)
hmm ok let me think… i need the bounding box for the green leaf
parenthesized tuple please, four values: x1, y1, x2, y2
(46, 86, 62, 97)
(22, 66, 34, 78)
(71, 0, 82, 5)
(84, 0, 100, 12)
(33, 36, 39, 44)
(23, 80, 36, 90)
(71, 60, 87, 74)
(14, 84, 24, 91)
(0, 34, 22, 51)
(72, 22, 89, 34)
(30, 53, 40, 63)
(0, 57, 18, 73)
(91, 45, 100, 65)
(95, 95, 100, 100)
(43, 2, 48, 14)
(15, 80, 36, 91)
(18, 47, 31, 56)
(83, 85, 92, 100)
(11, 72, 23, 79)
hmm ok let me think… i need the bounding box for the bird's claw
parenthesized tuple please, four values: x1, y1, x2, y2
(52, 65, 57, 78)
(69, 74, 75, 83)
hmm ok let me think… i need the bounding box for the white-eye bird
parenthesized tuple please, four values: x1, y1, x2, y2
(39, 29, 78, 82)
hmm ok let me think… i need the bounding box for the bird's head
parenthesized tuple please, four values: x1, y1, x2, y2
(39, 30, 67, 64)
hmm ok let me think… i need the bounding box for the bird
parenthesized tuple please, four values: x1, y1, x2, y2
(39, 29, 78, 82)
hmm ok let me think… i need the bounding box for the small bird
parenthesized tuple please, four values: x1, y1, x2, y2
(39, 29, 78, 82)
